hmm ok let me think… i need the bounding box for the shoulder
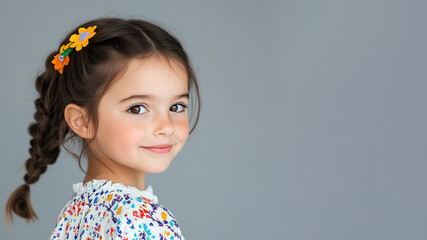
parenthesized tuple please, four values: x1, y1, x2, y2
(113, 194, 185, 240)
(50, 180, 185, 239)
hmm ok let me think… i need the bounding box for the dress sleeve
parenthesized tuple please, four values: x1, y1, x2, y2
(115, 201, 185, 240)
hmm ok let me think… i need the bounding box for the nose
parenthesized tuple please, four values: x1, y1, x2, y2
(153, 113, 175, 136)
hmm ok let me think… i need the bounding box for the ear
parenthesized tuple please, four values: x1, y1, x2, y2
(64, 103, 94, 139)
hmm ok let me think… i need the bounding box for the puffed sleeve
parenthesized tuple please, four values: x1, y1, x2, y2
(114, 198, 185, 240)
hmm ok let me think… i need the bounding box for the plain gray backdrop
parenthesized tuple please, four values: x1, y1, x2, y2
(1, 0, 426, 239)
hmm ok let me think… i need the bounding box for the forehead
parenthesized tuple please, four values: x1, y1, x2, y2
(105, 56, 188, 100)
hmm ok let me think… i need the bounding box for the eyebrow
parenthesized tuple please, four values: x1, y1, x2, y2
(120, 93, 189, 103)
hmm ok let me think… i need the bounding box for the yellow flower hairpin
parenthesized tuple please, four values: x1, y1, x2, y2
(51, 26, 97, 74)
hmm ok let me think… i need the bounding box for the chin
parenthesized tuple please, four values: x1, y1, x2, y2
(144, 163, 171, 174)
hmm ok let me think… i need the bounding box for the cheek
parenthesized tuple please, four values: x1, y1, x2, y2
(114, 121, 145, 141)
(175, 118, 190, 141)
(97, 115, 148, 153)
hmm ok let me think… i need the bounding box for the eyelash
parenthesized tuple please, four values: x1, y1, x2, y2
(127, 103, 188, 115)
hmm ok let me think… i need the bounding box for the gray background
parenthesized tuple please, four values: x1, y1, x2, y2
(1, 0, 426, 239)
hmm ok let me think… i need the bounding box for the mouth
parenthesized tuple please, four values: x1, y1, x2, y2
(142, 144, 173, 154)
(145, 144, 173, 148)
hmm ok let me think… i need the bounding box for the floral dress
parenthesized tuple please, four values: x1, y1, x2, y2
(49, 179, 185, 240)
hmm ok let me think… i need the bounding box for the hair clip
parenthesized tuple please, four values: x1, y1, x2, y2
(51, 26, 97, 74)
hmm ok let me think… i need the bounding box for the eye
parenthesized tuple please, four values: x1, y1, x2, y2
(170, 103, 187, 113)
(127, 104, 147, 114)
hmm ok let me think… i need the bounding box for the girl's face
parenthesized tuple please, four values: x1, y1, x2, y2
(88, 56, 189, 179)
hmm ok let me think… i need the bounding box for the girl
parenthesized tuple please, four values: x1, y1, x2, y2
(5, 17, 201, 239)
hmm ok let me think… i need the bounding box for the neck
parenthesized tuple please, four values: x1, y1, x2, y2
(83, 152, 147, 191)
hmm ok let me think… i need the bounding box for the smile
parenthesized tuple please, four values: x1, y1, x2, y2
(142, 145, 172, 154)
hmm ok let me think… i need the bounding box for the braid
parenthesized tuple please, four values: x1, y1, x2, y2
(6, 53, 67, 223)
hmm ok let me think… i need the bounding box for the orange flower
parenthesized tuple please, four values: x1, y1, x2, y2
(161, 211, 167, 220)
(116, 206, 123, 215)
(105, 194, 113, 201)
(51, 53, 70, 74)
(51, 25, 96, 74)
(69, 26, 97, 51)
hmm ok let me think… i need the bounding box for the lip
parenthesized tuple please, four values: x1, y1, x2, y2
(142, 144, 173, 154)
(144, 144, 173, 148)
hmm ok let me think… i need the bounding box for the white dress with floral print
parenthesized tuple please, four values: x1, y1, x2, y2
(49, 179, 185, 240)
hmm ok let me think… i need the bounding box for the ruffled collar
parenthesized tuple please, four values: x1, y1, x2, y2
(72, 179, 158, 203)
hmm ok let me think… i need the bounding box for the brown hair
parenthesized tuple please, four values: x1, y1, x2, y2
(5, 17, 201, 224)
